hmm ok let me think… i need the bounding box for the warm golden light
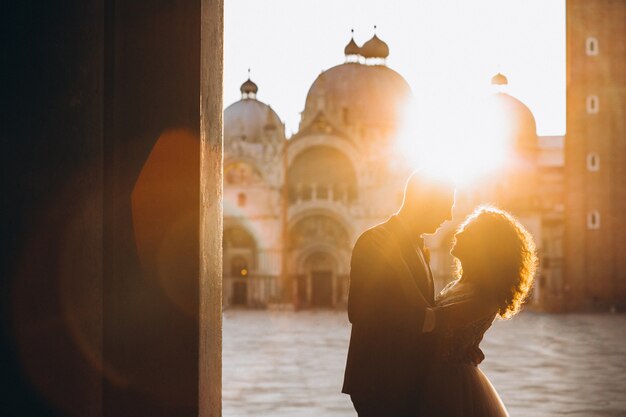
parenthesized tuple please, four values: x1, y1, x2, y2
(395, 91, 515, 186)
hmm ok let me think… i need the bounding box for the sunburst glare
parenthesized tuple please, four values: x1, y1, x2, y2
(395, 88, 515, 186)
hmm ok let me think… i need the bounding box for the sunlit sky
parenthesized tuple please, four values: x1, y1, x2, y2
(225, 0, 565, 137)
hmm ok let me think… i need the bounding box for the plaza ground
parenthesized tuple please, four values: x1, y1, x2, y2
(224, 310, 626, 417)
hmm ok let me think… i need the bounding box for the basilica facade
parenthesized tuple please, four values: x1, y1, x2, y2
(221, 30, 595, 311)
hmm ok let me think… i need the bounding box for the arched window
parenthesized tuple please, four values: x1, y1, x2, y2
(301, 184, 312, 201)
(333, 183, 344, 202)
(587, 153, 600, 171)
(586, 37, 599, 56)
(586, 95, 599, 114)
(287, 146, 358, 205)
(317, 184, 328, 200)
(587, 210, 601, 230)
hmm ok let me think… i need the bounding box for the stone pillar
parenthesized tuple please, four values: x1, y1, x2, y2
(200, 0, 224, 416)
(3, 1, 223, 416)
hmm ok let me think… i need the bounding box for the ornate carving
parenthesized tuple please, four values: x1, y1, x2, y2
(290, 215, 349, 248)
(224, 162, 263, 186)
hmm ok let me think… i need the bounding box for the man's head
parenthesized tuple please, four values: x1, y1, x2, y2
(397, 171, 455, 235)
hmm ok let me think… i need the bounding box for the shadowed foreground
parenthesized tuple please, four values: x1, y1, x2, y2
(223, 310, 626, 417)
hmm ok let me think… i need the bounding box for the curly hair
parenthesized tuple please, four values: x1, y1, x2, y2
(452, 206, 538, 319)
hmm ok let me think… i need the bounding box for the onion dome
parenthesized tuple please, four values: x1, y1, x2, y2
(360, 30, 389, 59)
(344, 29, 361, 56)
(491, 72, 508, 86)
(240, 70, 258, 99)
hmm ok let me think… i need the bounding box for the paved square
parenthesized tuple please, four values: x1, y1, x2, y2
(224, 311, 626, 416)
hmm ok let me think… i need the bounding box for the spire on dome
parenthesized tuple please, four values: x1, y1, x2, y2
(344, 29, 361, 62)
(240, 68, 258, 99)
(491, 72, 508, 86)
(360, 26, 389, 63)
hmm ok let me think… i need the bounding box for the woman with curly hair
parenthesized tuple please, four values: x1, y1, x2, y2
(420, 205, 538, 416)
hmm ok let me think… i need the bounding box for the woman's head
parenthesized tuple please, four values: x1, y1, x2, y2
(451, 206, 537, 319)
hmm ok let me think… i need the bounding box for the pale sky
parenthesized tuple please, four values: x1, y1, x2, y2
(224, 0, 565, 137)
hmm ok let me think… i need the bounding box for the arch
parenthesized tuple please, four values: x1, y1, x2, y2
(287, 145, 358, 204)
(287, 133, 360, 172)
(287, 208, 355, 244)
(304, 252, 337, 307)
(222, 225, 257, 308)
(229, 256, 249, 306)
(223, 225, 256, 249)
(293, 243, 349, 276)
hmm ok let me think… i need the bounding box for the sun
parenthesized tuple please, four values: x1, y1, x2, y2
(395, 91, 514, 186)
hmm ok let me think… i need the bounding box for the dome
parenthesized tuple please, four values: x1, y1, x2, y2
(491, 72, 508, 86)
(240, 78, 258, 98)
(344, 30, 361, 56)
(360, 34, 389, 59)
(224, 97, 284, 144)
(491, 92, 537, 150)
(300, 62, 411, 134)
(344, 37, 361, 56)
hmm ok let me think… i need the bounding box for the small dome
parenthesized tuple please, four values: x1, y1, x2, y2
(240, 78, 258, 97)
(344, 30, 361, 56)
(225, 98, 284, 144)
(360, 34, 389, 59)
(491, 72, 508, 86)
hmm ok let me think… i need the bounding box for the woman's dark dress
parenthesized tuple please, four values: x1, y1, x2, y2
(420, 279, 509, 417)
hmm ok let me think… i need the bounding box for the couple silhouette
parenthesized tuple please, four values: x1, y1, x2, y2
(342, 172, 537, 417)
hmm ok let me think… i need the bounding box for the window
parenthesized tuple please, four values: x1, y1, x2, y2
(586, 95, 599, 114)
(586, 37, 598, 56)
(301, 184, 312, 201)
(587, 153, 600, 171)
(587, 210, 600, 229)
(317, 184, 328, 199)
(237, 192, 246, 207)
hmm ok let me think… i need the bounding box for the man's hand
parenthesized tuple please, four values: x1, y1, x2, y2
(422, 307, 436, 333)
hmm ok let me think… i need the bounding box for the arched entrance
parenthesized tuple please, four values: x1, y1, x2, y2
(223, 226, 256, 307)
(289, 214, 351, 308)
(230, 256, 249, 305)
(304, 252, 335, 307)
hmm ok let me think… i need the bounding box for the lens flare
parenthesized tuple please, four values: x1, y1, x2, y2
(395, 92, 514, 186)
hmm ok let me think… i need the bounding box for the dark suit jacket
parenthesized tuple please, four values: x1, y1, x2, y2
(342, 215, 435, 401)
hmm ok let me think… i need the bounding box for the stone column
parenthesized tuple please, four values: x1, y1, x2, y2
(200, 0, 224, 416)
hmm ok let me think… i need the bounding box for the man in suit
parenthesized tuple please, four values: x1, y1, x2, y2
(342, 172, 455, 417)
